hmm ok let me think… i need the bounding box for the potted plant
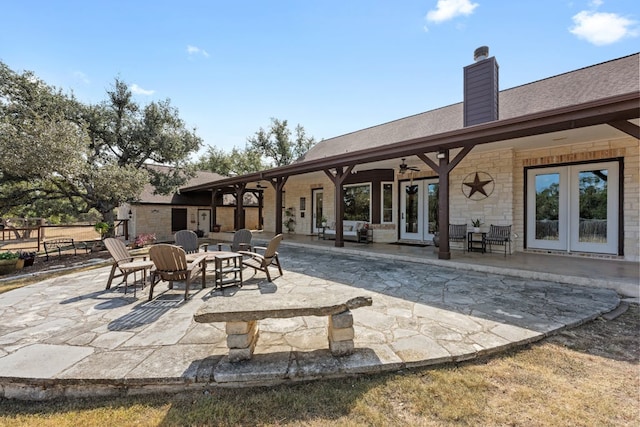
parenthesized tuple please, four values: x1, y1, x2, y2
(212, 224, 221, 232)
(0, 251, 19, 275)
(18, 250, 37, 267)
(320, 216, 327, 227)
(471, 218, 483, 233)
(284, 207, 296, 233)
(284, 217, 296, 233)
(195, 229, 205, 238)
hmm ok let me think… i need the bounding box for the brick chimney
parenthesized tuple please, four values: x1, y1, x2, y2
(463, 46, 499, 126)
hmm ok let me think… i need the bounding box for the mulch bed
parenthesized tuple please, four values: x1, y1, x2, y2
(0, 250, 111, 280)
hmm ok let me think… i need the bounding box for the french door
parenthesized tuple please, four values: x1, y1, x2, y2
(311, 189, 324, 234)
(400, 179, 439, 242)
(526, 161, 619, 254)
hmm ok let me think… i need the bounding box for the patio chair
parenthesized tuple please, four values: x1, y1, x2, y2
(449, 224, 468, 252)
(485, 224, 512, 257)
(104, 238, 155, 296)
(217, 228, 252, 253)
(174, 229, 209, 254)
(148, 244, 207, 301)
(239, 234, 283, 282)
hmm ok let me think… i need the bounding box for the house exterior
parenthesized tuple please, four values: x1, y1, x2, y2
(182, 49, 639, 262)
(119, 169, 263, 243)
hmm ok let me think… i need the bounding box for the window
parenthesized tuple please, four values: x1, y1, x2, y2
(382, 182, 393, 223)
(171, 208, 187, 232)
(343, 184, 370, 221)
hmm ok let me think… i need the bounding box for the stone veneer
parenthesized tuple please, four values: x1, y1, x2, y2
(259, 136, 638, 261)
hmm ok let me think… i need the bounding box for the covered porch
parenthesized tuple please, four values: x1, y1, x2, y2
(210, 230, 639, 298)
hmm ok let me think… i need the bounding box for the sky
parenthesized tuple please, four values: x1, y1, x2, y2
(1, 0, 638, 158)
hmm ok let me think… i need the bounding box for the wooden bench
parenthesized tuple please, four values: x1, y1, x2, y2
(43, 238, 90, 261)
(194, 294, 372, 362)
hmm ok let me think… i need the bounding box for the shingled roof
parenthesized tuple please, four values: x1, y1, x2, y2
(137, 167, 226, 204)
(298, 53, 639, 163)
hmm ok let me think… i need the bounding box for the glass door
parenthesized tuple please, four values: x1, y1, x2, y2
(527, 168, 568, 251)
(527, 161, 618, 254)
(570, 162, 618, 254)
(311, 188, 324, 234)
(400, 179, 438, 242)
(400, 181, 421, 240)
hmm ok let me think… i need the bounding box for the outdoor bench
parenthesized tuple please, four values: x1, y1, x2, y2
(321, 220, 372, 243)
(43, 238, 90, 261)
(194, 294, 372, 362)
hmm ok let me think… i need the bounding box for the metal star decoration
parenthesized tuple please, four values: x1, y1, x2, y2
(462, 172, 494, 200)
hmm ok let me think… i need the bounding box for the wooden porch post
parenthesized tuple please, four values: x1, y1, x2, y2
(234, 183, 246, 230)
(271, 177, 288, 235)
(211, 189, 219, 229)
(324, 165, 353, 247)
(418, 146, 473, 260)
(437, 153, 451, 259)
(257, 190, 264, 230)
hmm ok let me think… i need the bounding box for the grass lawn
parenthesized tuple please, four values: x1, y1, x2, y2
(0, 271, 637, 426)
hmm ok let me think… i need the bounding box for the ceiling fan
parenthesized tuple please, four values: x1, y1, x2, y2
(398, 158, 419, 174)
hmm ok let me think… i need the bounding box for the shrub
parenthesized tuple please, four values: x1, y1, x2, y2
(0, 252, 19, 260)
(134, 233, 156, 247)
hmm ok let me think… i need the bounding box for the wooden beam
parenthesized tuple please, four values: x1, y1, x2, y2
(608, 120, 640, 139)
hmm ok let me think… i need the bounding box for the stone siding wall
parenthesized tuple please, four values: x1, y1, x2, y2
(259, 136, 637, 260)
(514, 137, 639, 261)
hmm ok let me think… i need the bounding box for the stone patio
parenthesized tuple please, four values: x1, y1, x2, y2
(0, 245, 623, 400)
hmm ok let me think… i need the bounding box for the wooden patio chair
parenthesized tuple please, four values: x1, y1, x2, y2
(174, 229, 209, 254)
(449, 224, 468, 252)
(217, 228, 252, 253)
(148, 244, 207, 301)
(486, 224, 512, 256)
(104, 237, 154, 296)
(239, 234, 283, 282)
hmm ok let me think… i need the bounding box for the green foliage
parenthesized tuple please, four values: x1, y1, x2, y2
(197, 146, 266, 176)
(283, 207, 296, 232)
(247, 117, 316, 167)
(471, 218, 483, 227)
(94, 222, 112, 238)
(0, 63, 202, 221)
(0, 251, 19, 260)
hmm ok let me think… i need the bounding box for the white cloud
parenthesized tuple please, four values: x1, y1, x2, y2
(72, 71, 90, 84)
(570, 10, 638, 45)
(426, 0, 479, 24)
(187, 44, 210, 58)
(130, 84, 155, 96)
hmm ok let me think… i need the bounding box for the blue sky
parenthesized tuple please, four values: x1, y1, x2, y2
(2, 0, 638, 156)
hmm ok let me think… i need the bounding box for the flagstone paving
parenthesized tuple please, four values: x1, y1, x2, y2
(0, 245, 621, 400)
